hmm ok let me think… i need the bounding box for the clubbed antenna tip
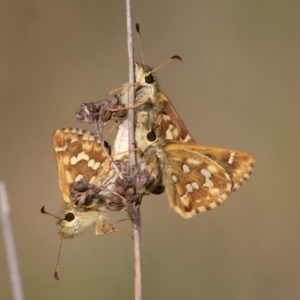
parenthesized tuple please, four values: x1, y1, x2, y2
(54, 270, 59, 280)
(171, 55, 182, 61)
(135, 23, 140, 33)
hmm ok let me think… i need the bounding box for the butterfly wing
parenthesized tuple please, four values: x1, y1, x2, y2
(52, 128, 111, 203)
(159, 91, 196, 143)
(159, 142, 255, 218)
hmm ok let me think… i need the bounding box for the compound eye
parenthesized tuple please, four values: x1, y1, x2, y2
(145, 74, 154, 84)
(146, 131, 157, 142)
(64, 213, 75, 222)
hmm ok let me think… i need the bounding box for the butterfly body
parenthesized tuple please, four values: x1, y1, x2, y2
(114, 63, 161, 156)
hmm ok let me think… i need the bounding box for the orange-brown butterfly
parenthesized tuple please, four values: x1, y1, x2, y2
(45, 127, 127, 238)
(139, 123, 255, 217)
(113, 23, 255, 216)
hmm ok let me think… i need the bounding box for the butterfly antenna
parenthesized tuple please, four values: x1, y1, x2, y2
(151, 55, 182, 74)
(135, 23, 145, 65)
(41, 206, 61, 220)
(54, 237, 63, 280)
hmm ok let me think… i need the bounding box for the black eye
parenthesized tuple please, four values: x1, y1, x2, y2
(146, 131, 156, 142)
(64, 213, 75, 222)
(145, 74, 154, 84)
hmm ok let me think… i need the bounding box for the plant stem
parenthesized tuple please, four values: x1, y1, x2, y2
(125, 1, 142, 299)
(0, 182, 24, 300)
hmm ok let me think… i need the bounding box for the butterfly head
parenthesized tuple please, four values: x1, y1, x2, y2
(57, 203, 107, 238)
(134, 63, 160, 103)
(135, 63, 157, 87)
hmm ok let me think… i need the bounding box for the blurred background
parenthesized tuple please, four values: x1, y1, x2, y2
(0, 1, 299, 299)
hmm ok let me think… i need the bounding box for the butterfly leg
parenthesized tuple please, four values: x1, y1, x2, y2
(136, 111, 149, 126)
(111, 148, 141, 164)
(95, 218, 133, 239)
(107, 97, 149, 113)
(108, 82, 137, 95)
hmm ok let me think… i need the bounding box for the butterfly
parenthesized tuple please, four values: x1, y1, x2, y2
(139, 126, 255, 218)
(49, 127, 123, 238)
(111, 57, 254, 216)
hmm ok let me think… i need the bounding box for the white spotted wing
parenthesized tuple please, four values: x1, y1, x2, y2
(145, 141, 255, 218)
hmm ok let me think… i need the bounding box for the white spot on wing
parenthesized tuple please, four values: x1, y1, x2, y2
(226, 183, 232, 191)
(186, 183, 193, 192)
(192, 182, 199, 189)
(181, 134, 192, 143)
(92, 161, 100, 170)
(165, 124, 175, 139)
(173, 128, 179, 138)
(70, 156, 77, 165)
(183, 164, 190, 173)
(70, 151, 89, 165)
(88, 159, 95, 167)
(223, 173, 232, 191)
(54, 145, 68, 152)
(200, 169, 214, 187)
(198, 207, 207, 212)
(75, 174, 83, 182)
(78, 151, 89, 161)
(209, 202, 217, 209)
(228, 152, 236, 164)
(172, 175, 178, 182)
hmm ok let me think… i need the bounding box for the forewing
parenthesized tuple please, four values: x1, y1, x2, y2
(159, 91, 196, 143)
(52, 128, 110, 203)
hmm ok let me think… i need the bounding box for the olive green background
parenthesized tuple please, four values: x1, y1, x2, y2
(0, 1, 299, 299)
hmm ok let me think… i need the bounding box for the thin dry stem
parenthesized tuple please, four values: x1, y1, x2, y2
(125, 1, 142, 299)
(0, 182, 25, 300)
